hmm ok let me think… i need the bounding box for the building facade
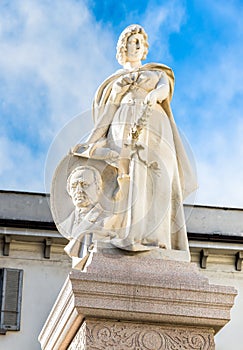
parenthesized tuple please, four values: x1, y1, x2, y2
(0, 190, 242, 349)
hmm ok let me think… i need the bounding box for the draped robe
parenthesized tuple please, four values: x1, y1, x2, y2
(85, 63, 197, 252)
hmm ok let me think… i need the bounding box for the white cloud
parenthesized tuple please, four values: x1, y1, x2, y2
(173, 20, 243, 208)
(140, 0, 243, 209)
(139, 0, 242, 208)
(142, 0, 186, 61)
(196, 119, 243, 208)
(0, 0, 117, 131)
(0, 0, 242, 209)
(0, 0, 117, 192)
(0, 136, 45, 191)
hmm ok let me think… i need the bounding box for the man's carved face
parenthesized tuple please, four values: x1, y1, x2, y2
(69, 169, 99, 209)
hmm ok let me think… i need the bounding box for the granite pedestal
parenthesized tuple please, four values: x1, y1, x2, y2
(39, 249, 237, 350)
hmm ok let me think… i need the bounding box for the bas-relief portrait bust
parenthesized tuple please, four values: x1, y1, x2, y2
(60, 165, 115, 268)
(51, 24, 197, 268)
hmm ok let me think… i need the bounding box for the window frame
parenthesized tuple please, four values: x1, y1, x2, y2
(0, 268, 23, 334)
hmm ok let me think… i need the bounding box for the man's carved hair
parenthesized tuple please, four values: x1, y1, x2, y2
(66, 166, 102, 195)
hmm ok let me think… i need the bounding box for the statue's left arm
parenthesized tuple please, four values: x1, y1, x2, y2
(144, 72, 170, 107)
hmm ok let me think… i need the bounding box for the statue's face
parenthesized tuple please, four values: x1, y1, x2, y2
(126, 33, 145, 63)
(69, 170, 99, 209)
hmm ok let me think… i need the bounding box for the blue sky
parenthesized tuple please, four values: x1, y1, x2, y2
(1, 0, 243, 208)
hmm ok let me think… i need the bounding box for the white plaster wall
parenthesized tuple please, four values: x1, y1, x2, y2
(0, 244, 71, 350)
(201, 263, 243, 349)
(1, 242, 242, 350)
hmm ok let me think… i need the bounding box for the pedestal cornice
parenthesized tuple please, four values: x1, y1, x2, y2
(39, 252, 237, 350)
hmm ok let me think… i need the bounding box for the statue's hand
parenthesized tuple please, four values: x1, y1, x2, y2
(92, 147, 119, 160)
(111, 76, 132, 95)
(71, 143, 89, 154)
(145, 78, 170, 106)
(108, 150, 120, 160)
(144, 90, 158, 108)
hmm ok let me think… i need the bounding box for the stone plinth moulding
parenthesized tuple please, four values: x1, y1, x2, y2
(67, 319, 215, 350)
(39, 251, 237, 350)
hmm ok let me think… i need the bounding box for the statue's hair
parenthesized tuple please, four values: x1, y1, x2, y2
(66, 165, 102, 195)
(116, 24, 149, 66)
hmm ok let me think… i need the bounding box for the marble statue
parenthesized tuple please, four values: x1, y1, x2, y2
(60, 165, 115, 268)
(51, 24, 197, 266)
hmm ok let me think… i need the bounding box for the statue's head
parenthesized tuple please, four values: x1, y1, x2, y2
(116, 24, 149, 66)
(67, 166, 102, 209)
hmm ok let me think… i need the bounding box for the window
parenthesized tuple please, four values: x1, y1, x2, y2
(0, 268, 23, 334)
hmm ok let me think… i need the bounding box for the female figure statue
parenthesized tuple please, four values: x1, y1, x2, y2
(73, 24, 197, 253)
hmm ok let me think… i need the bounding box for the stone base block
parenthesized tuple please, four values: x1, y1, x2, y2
(68, 319, 215, 350)
(39, 252, 237, 350)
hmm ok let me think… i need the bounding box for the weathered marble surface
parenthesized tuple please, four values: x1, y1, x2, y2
(51, 24, 197, 265)
(38, 255, 237, 350)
